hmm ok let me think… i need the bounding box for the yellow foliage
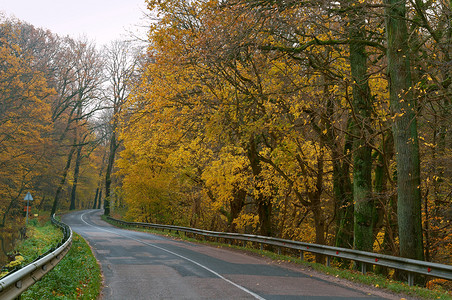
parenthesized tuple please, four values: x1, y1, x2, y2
(0, 21, 54, 212)
(116, 0, 452, 267)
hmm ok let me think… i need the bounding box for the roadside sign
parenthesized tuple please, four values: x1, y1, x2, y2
(24, 192, 33, 201)
(24, 192, 33, 225)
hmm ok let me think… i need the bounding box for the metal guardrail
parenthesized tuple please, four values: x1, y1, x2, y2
(0, 215, 72, 299)
(107, 216, 452, 286)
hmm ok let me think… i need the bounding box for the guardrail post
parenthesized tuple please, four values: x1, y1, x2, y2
(260, 244, 263, 251)
(407, 273, 414, 286)
(278, 247, 281, 255)
(326, 256, 330, 267)
(300, 251, 304, 260)
(361, 263, 367, 275)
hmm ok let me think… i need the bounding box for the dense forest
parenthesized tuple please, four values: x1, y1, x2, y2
(0, 17, 141, 241)
(1, 0, 451, 281)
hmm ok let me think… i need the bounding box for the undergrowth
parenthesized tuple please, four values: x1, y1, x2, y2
(21, 232, 101, 300)
(17, 220, 63, 264)
(3, 218, 101, 299)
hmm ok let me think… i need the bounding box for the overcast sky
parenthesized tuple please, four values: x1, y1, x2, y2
(0, 0, 149, 46)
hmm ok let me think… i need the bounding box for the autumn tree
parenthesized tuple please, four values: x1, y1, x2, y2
(339, 0, 374, 253)
(102, 40, 140, 216)
(116, 0, 451, 278)
(7, 20, 106, 214)
(127, 1, 339, 248)
(408, 0, 451, 265)
(0, 19, 54, 223)
(50, 39, 104, 215)
(0, 16, 114, 223)
(384, 0, 424, 262)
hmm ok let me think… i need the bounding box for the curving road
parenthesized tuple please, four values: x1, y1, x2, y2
(63, 210, 402, 300)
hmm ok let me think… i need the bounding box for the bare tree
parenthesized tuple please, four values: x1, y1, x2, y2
(103, 40, 140, 215)
(51, 39, 105, 215)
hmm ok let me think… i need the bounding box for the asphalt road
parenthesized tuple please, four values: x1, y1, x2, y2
(62, 210, 402, 300)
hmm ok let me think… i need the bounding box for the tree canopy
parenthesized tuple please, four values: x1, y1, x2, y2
(1, 0, 450, 287)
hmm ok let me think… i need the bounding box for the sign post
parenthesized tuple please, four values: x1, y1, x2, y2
(24, 192, 33, 225)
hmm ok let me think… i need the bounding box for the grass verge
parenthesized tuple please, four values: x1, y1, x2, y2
(1, 220, 63, 278)
(16, 221, 63, 264)
(7, 219, 102, 300)
(21, 232, 102, 300)
(102, 215, 452, 300)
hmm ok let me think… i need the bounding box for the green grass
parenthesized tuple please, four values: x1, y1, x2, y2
(5, 219, 102, 300)
(16, 220, 64, 264)
(0, 220, 63, 278)
(102, 215, 452, 300)
(21, 232, 101, 300)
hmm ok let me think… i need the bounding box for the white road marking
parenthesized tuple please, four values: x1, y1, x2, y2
(80, 211, 266, 300)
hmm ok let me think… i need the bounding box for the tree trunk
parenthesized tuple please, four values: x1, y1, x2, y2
(333, 160, 354, 248)
(385, 0, 424, 261)
(311, 150, 326, 263)
(325, 90, 354, 250)
(104, 130, 117, 216)
(247, 135, 272, 236)
(346, 1, 374, 253)
(93, 151, 106, 210)
(333, 121, 354, 249)
(1, 190, 24, 227)
(374, 133, 397, 275)
(257, 201, 272, 236)
(92, 187, 99, 209)
(37, 196, 46, 211)
(69, 144, 83, 210)
(97, 190, 102, 209)
(51, 143, 76, 216)
(228, 188, 246, 232)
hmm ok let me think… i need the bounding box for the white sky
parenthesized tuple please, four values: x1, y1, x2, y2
(0, 0, 149, 46)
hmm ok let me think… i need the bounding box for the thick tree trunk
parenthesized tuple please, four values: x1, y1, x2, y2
(385, 0, 424, 261)
(92, 187, 99, 210)
(93, 151, 106, 210)
(69, 145, 83, 210)
(228, 188, 246, 232)
(104, 130, 117, 216)
(257, 201, 272, 236)
(51, 143, 76, 216)
(247, 135, 272, 236)
(346, 1, 374, 253)
(97, 190, 102, 209)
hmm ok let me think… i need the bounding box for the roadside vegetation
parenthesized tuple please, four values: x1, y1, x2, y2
(103, 215, 452, 300)
(0, 219, 62, 278)
(21, 232, 102, 300)
(1, 0, 450, 297)
(2, 217, 101, 300)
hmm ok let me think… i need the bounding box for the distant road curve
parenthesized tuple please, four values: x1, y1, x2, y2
(63, 210, 405, 300)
